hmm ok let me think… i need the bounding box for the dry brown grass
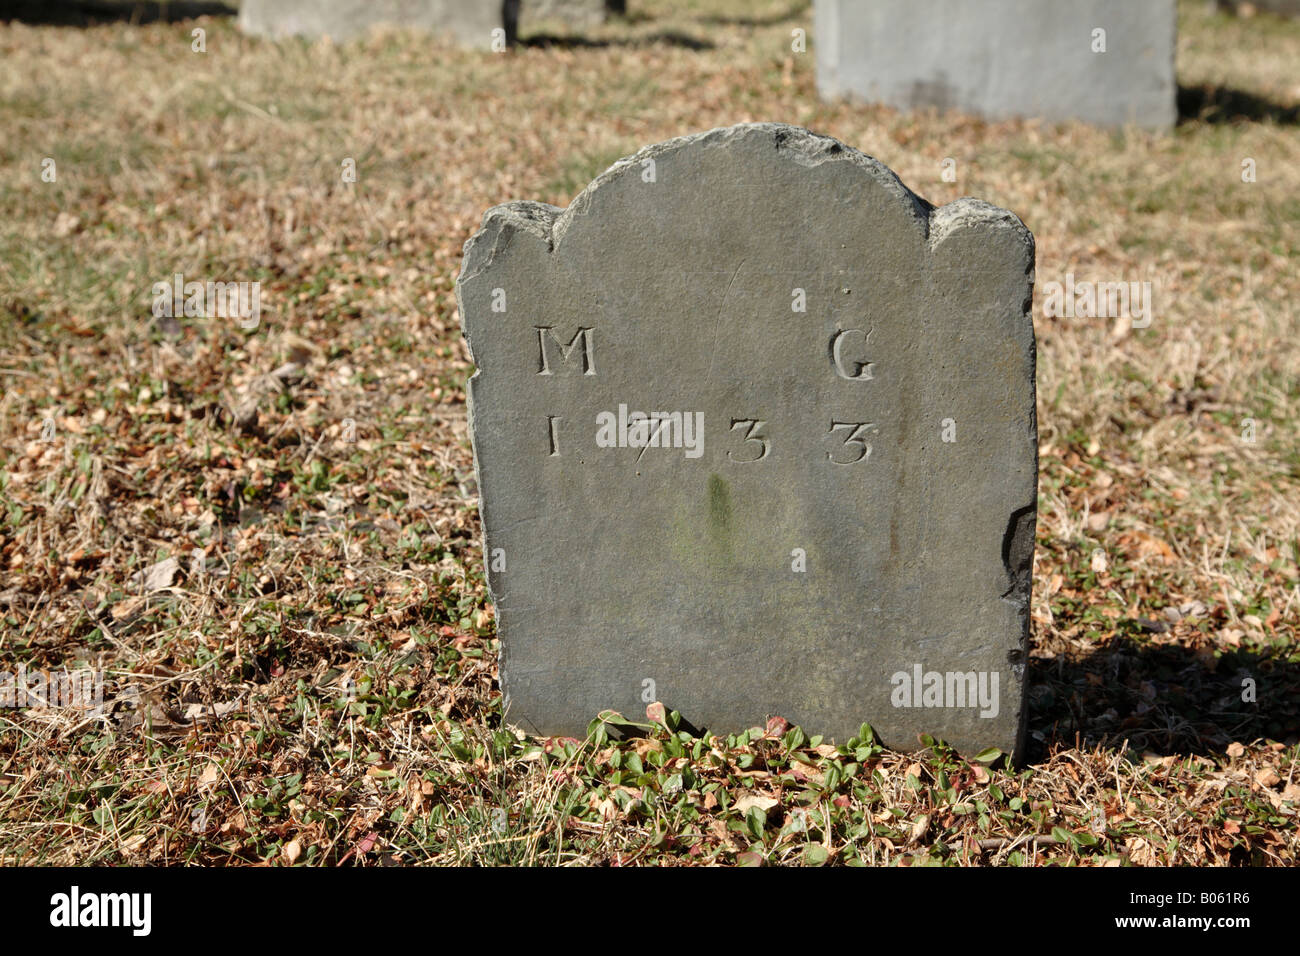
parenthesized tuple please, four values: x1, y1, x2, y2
(0, 0, 1297, 866)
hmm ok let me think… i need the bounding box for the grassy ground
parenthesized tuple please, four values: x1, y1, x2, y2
(0, 0, 1297, 866)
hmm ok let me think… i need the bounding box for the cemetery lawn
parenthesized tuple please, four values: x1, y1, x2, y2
(1, 0, 1298, 866)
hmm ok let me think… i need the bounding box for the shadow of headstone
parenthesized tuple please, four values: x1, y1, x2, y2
(1025, 634, 1299, 761)
(1178, 83, 1300, 126)
(0, 1, 236, 25)
(521, 29, 713, 49)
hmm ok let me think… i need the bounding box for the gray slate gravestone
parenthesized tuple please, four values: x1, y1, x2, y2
(458, 123, 1037, 758)
(815, 0, 1177, 129)
(239, 0, 617, 45)
(239, 0, 519, 47)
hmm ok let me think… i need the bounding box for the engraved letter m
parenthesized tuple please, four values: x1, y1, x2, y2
(535, 326, 595, 376)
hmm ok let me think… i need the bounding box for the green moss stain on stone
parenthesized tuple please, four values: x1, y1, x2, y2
(707, 473, 734, 564)
(707, 473, 731, 531)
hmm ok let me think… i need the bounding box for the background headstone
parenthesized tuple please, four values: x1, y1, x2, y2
(239, 0, 626, 45)
(458, 123, 1037, 758)
(239, 0, 520, 47)
(815, 0, 1177, 129)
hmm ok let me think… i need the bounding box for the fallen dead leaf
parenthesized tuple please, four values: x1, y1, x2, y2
(197, 764, 221, 791)
(53, 212, 81, 237)
(789, 760, 825, 786)
(733, 792, 779, 814)
(1255, 767, 1282, 788)
(182, 700, 242, 721)
(110, 595, 146, 622)
(133, 556, 180, 593)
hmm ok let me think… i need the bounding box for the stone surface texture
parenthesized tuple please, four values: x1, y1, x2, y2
(458, 123, 1037, 757)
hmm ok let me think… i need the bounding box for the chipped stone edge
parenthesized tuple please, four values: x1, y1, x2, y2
(929, 202, 1037, 766)
(458, 123, 1036, 284)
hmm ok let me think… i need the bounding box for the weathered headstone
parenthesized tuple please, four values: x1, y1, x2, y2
(815, 0, 1177, 129)
(458, 123, 1037, 758)
(238, 0, 621, 45)
(239, 0, 520, 48)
